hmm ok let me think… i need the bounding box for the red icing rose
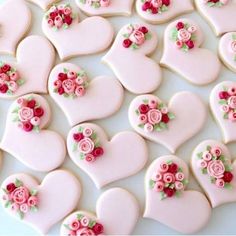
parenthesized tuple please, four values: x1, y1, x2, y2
(73, 133, 84, 142)
(0, 84, 8, 93)
(168, 163, 178, 174)
(92, 223, 104, 234)
(223, 171, 234, 183)
(58, 72, 68, 81)
(1, 64, 11, 73)
(27, 99, 36, 109)
(164, 187, 176, 198)
(23, 121, 34, 132)
(34, 107, 44, 118)
(93, 147, 104, 157)
(6, 183, 16, 193)
(139, 104, 149, 114)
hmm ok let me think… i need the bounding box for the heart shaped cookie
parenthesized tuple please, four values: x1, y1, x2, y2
(67, 123, 148, 188)
(27, 0, 59, 10)
(0, 170, 81, 234)
(0, 94, 66, 172)
(60, 188, 139, 235)
(191, 140, 236, 208)
(0, 35, 55, 99)
(195, 0, 236, 36)
(128, 92, 207, 153)
(160, 18, 221, 85)
(0, 0, 31, 55)
(48, 63, 124, 126)
(102, 23, 162, 94)
(144, 155, 211, 234)
(76, 0, 134, 17)
(136, 0, 194, 24)
(42, 3, 114, 60)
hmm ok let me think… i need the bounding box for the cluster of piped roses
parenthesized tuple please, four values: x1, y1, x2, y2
(136, 99, 175, 133)
(149, 161, 188, 200)
(73, 127, 104, 162)
(0, 62, 24, 95)
(122, 24, 152, 49)
(218, 86, 236, 121)
(63, 214, 104, 236)
(230, 34, 236, 61)
(171, 21, 197, 51)
(197, 146, 234, 189)
(2, 179, 39, 219)
(54, 68, 88, 98)
(203, 0, 228, 7)
(141, 0, 170, 14)
(12, 96, 44, 132)
(79, 0, 110, 8)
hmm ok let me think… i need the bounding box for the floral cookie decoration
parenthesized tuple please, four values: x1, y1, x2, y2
(230, 34, 236, 61)
(203, 0, 229, 7)
(141, 0, 170, 14)
(79, 0, 110, 8)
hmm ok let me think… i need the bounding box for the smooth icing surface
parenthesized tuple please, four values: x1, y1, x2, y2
(128, 92, 207, 153)
(0, 94, 66, 172)
(0, 170, 81, 234)
(144, 155, 211, 234)
(191, 140, 236, 208)
(67, 123, 148, 188)
(60, 188, 139, 235)
(48, 63, 124, 126)
(102, 23, 162, 94)
(161, 18, 221, 85)
(27, 0, 60, 10)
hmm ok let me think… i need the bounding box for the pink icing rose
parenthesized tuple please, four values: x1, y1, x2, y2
(48, 19, 54, 27)
(138, 114, 147, 124)
(19, 203, 29, 213)
(11, 203, 19, 212)
(11, 187, 29, 205)
(178, 29, 191, 42)
(152, 172, 162, 181)
(175, 172, 185, 181)
(54, 80, 62, 89)
(64, 6, 72, 15)
(57, 4, 65, 10)
(176, 40, 183, 49)
(161, 107, 168, 114)
(126, 25, 134, 34)
(54, 16, 63, 28)
(163, 173, 175, 183)
(148, 100, 158, 109)
(198, 160, 208, 169)
(68, 231, 76, 236)
(30, 117, 41, 126)
(207, 160, 225, 179)
(76, 228, 95, 236)
(69, 219, 81, 231)
(221, 104, 230, 113)
(80, 216, 89, 227)
(228, 96, 236, 109)
(147, 109, 162, 125)
(18, 107, 34, 122)
(129, 29, 145, 46)
(144, 123, 153, 132)
(215, 178, 225, 188)
(228, 86, 236, 96)
(75, 86, 86, 97)
(62, 79, 76, 94)
(151, 0, 162, 8)
(211, 147, 222, 157)
(202, 151, 212, 161)
(155, 181, 164, 192)
(220, 0, 228, 4)
(78, 138, 95, 154)
(8, 81, 18, 92)
(158, 162, 169, 173)
(85, 154, 96, 162)
(27, 196, 38, 207)
(187, 26, 197, 33)
(175, 181, 184, 190)
(231, 40, 236, 53)
(75, 77, 85, 85)
(0, 73, 9, 81)
(67, 71, 77, 80)
(229, 111, 236, 121)
(83, 127, 93, 137)
(10, 72, 19, 81)
(100, 0, 110, 7)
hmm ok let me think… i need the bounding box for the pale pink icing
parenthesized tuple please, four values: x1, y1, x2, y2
(26, 0, 58, 10)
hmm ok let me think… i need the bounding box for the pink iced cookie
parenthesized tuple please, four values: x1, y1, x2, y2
(102, 23, 162, 94)
(27, 0, 60, 10)
(191, 140, 236, 207)
(0, 94, 66, 172)
(48, 63, 124, 126)
(144, 155, 211, 234)
(195, 0, 236, 36)
(0, 170, 81, 234)
(0, 0, 31, 55)
(128, 92, 207, 153)
(42, 3, 114, 60)
(60, 188, 139, 235)
(67, 123, 148, 188)
(160, 18, 221, 85)
(136, 0, 194, 24)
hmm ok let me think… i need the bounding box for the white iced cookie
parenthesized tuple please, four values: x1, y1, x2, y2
(191, 140, 236, 208)
(0, 94, 66, 172)
(0, 35, 55, 99)
(76, 0, 134, 17)
(195, 0, 236, 36)
(128, 92, 207, 153)
(144, 155, 211, 234)
(136, 0, 194, 24)
(60, 188, 139, 235)
(27, 0, 60, 10)
(48, 63, 124, 126)
(42, 3, 114, 60)
(102, 23, 162, 94)
(0, 0, 31, 55)
(67, 123, 148, 188)
(160, 18, 221, 85)
(0, 170, 81, 234)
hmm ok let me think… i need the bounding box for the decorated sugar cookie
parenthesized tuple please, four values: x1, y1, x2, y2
(144, 155, 211, 234)
(0, 170, 81, 234)
(191, 140, 236, 207)
(128, 92, 207, 153)
(0, 94, 66, 172)
(60, 188, 139, 235)
(67, 123, 148, 188)
(136, 0, 194, 24)
(27, 0, 59, 10)
(48, 63, 124, 126)
(42, 3, 114, 60)
(160, 18, 221, 85)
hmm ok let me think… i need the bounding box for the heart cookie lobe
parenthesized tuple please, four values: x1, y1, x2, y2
(67, 123, 148, 188)
(0, 94, 66, 172)
(102, 23, 162, 94)
(144, 155, 211, 234)
(0, 170, 81, 234)
(27, 0, 59, 10)
(161, 18, 221, 85)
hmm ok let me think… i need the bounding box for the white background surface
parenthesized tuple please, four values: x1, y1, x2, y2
(0, 0, 236, 235)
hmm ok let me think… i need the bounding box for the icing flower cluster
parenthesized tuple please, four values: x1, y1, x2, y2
(54, 68, 88, 98)
(79, 0, 110, 8)
(171, 21, 197, 52)
(141, 0, 170, 14)
(197, 146, 234, 189)
(136, 99, 175, 133)
(2, 179, 39, 219)
(63, 214, 104, 236)
(149, 161, 188, 200)
(122, 24, 152, 49)
(0, 62, 24, 95)
(203, 0, 228, 7)
(73, 127, 104, 163)
(218, 86, 236, 121)
(230, 34, 236, 61)
(12, 97, 44, 132)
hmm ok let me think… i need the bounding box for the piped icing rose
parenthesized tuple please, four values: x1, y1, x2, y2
(80, 0, 110, 8)
(204, 0, 228, 7)
(141, 0, 171, 14)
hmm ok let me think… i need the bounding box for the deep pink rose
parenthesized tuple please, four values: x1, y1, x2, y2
(27, 196, 38, 207)
(62, 79, 76, 94)
(151, 0, 162, 8)
(175, 172, 185, 181)
(78, 138, 95, 154)
(228, 96, 236, 109)
(178, 28, 191, 42)
(11, 187, 29, 205)
(211, 147, 222, 157)
(18, 107, 34, 122)
(76, 228, 95, 236)
(100, 0, 110, 7)
(147, 109, 162, 125)
(154, 181, 164, 192)
(229, 111, 236, 121)
(207, 160, 225, 179)
(69, 219, 80, 231)
(163, 173, 175, 183)
(129, 29, 145, 45)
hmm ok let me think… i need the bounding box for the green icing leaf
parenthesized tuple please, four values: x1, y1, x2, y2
(224, 183, 233, 189)
(63, 224, 71, 230)
(175, 191, 181, 198)
(160, 5, 168, 12)
(210, 177, 216, 183)
(18, 211, 24, 220)
(145, 32, 152, 40)
(16, 79, 25, 86)
(88, 220, 96, 228)
(63, 68, 69, 73)
(73, 143, 78, 152)
(219, 99, 227, 105)
(30, 189, 38, 196)
(201, 168, 207, 174)
(135, 109, 139, 115)
(181, 44, 189, 52)
(12, 107, 20, 114)
(159, 122, 167, 130)
(170, 28, 178, 41)
(149, 180, 155, 189)
(223, 113, 229, 119)
(168, 112, 175, 120)
(31, 206, 38, 212)
(4, 201, 11, 208)
(138, 124, 145, 128)
(206, 145, 211, 151)
(197, 152, 203, 159)
(142, 99, 149, 104)
(160, 192, 166, 200)
(15, 179, 23, 187)
(232, 34, 236, 40)
(182, 179, 189, 186)
(77, 214, 83, 220)
(123, 33, 130, 39)
(33, 126, 40, 133)
(166, 160, 173, 165)
(131, 43, 139, 50)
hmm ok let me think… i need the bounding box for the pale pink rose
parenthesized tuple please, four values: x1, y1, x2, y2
(228, 96, 236, 109)
(30, 117, 41, 126)
(27, 196, 38, 207)
(0, 73, 9, 81)
(163, 173, 175, 183)
(9, 72, 19, 81)
(57, 4, 65, 10)
(158, 162, 169, 173)
(68, 230, 76, 236)
(144, 123, 153, 132)
(221, 104, 230, 113)
(215, 178, 225, 188)
(220, 0, 228, 4)
(176, 40, 183, 49)
(126, 25, 134, 34)
(18, 107, 34, 122)
(78, 138, 95, 154)
(75, 86, 86, 97)
(80, 216, 90, 227)
(54, 16, 63, 28)
(69, 219, 81, 231)
(231, 41, 236, 53)
(17, 98, 27, 107)
(11, 187, 29, 205)
(85, 154, 96, 162)
(207, 160, 225, 179)
(175, 181, 184, 190)
(83, 127, 93, 137)
(161, 107, 168, 114)
(202, 151, 212, 161)
(147, 109, 162, 125)
(48, 19, 54, 27)
(155, 181, 164, 192)
(151, 0, 162, 8)
(187, 25, 197, 33)
(152, 172, 162, 181)
(54, 80, 62, 89)
(229, 111, 236, 121)
(198, 160, 208, 169)
(11, 203, 19, 212)
(76, 228, 95, 236)
(129, 29, 145, 46)
(2, 194, 9, 201)
(211, 147, 222, 157)
(64, 6, 72, 15)
(49, 5, 57, 12)
(138, 114, 147, 124)
(8, 81, 18, 92)
(228, 86, 236, 95)
(149, 100, 158, 109)
(20, 203, 29, 213)
(175, 172, 185, 181)
(75, 77, 85, 85)
(62, 79, 76, 94)
(178, 28, 191, 42)
(67, 71, 77, 80)
(100, 0, 110, 7)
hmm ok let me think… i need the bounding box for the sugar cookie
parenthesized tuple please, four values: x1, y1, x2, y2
(27, 0, 60, 10)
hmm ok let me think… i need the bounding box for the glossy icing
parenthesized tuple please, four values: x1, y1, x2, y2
(27, 0, 60, 10)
